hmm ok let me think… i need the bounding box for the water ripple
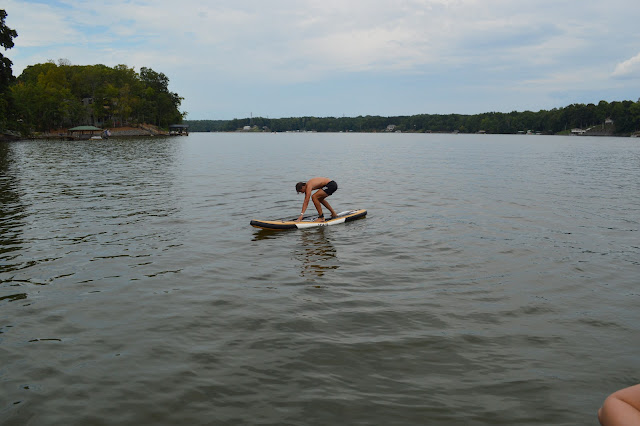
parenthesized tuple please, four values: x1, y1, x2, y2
(0, 134, 639, 425)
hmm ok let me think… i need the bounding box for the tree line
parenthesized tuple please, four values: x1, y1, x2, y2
(187, 99, 640, 135)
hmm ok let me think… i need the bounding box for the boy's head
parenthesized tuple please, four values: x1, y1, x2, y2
(295, 182, 306, 193)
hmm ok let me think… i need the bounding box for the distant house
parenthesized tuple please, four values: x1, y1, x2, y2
(386, 125, 396, 132)
(571, 128, 586, 135)
(605, 117, 614, 125)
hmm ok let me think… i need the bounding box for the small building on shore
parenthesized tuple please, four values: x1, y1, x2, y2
(68, 125, 103, 139)
(169, 124, 189, 136)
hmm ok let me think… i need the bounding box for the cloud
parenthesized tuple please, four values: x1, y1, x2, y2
(4, 0, 81, 48)
(612, 52, 640, 79)
(9, 0, 627, 76)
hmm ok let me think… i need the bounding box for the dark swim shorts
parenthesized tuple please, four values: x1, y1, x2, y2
(322, 180, 338, 196)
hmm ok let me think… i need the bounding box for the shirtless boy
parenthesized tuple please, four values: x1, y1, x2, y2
(295, 177, 338, 222)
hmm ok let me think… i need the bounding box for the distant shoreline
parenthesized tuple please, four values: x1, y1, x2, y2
(184, 100, 640, 136)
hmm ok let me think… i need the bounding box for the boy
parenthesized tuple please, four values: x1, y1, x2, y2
(295, 177, 338, 222)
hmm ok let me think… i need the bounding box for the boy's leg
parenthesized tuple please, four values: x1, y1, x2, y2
(312, 191, 331, 222)
(599, 384, 640, 425)
(320, 198, 337, 218)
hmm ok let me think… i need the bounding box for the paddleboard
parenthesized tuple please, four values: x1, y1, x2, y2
(250, 209, 367, 230)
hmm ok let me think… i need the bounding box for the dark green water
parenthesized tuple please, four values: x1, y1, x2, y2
(1, 133, 638, 425)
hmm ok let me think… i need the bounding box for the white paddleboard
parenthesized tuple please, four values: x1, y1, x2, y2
(250, 209, 367, 230)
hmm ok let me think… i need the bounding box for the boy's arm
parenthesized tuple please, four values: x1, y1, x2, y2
(296, 189, 312, 222)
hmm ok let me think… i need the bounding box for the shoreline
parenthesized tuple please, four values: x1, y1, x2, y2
(22, 125, 169, 141)
(3, 127, 639, 141)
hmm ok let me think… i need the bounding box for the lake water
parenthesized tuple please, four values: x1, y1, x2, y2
(1, 133, 638, 425)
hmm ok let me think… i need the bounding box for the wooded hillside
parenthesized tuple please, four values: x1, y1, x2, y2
(10, 61, 185, 133)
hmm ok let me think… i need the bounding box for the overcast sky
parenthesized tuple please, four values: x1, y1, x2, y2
(6, 0, 640, 120)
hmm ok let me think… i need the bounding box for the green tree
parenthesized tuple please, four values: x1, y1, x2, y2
(0, 10, 17, 92)
(0, 9, 17, 128)
(139, 67, 184, 127)
(629, 100, 640, 132)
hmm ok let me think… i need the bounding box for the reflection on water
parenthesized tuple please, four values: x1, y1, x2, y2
(252, 227, 340, 278)
(0, 142, 26, 304)
(296, 227, 339, 278)
(0, 138, 186, 289)
(251, 229, 285, 241)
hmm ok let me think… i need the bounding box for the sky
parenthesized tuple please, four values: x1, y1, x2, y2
(5, 0, 640, 120)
